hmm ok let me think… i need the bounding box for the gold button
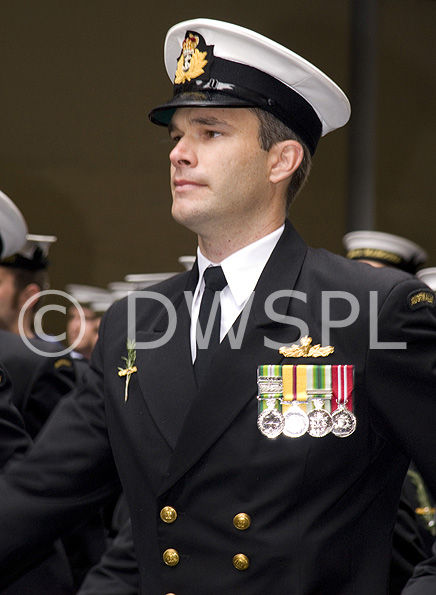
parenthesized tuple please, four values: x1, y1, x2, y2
(233, 553, 250, 571)
(160, 506, 178, 524)
(163, 548, 180, 567)
(233, 512, 251, 530)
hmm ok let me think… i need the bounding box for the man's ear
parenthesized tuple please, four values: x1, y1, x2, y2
(269, 141, 304, 184)
(18, 283, 41, 310)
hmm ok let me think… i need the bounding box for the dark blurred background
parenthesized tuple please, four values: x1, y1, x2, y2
(0, 0, 435, 295)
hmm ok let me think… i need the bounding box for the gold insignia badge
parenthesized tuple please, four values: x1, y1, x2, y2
(54, 358, 72, 369)
(174, 33, 208, 85)
(279, 336, 334, 358)
(408, 290, 435, 310)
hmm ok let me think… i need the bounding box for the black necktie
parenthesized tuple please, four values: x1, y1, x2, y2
(194, 266, 227, 384)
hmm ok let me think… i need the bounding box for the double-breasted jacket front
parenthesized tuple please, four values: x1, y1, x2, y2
(1, 222, 436, 594)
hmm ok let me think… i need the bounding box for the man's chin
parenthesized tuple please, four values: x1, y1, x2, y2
(171, 206, 203, 233)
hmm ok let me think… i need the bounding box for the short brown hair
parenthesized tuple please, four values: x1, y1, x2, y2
(11, 267, 50, 316)
(250, 108, 312, 210)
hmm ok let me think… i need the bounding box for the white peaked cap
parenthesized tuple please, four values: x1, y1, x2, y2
(0, 190, 28, 258)
(343, 230, 428, 273)
(149, 18, 351, 155)
(416, 268, 436, 291)
(65, 284, 113, 306)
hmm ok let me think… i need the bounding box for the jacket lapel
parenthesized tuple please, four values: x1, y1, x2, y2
(159, 221, 307, 494)
(135, 266, 199, 449)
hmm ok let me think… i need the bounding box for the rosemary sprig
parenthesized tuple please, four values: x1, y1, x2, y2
(118, 338, 137, 401)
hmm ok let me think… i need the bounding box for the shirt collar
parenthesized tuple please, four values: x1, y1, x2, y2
(197, 224, 285, 306)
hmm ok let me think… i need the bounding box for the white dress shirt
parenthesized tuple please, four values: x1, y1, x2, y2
(190, 224, 285, 362)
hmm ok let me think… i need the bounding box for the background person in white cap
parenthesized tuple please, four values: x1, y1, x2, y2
(0, 196, 76, 438)
(416, 267, 436, 291)
(398, 264, 436, 594)
(343, 230, 435, 594)
(0, 18, 435, 595)
(0, 190, 28, 260)
(0, 231, 76, 439)
(0, 195, 108, 591)
(343, 230, 428, 274)
(0, 233, 57, 340)
(0, 190, 77, 594)
(64, 284, 114, 385)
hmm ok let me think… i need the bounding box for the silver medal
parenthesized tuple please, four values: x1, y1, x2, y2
(257, 406, 285, 438)
(283, 401, 309, 438)
(331, 404, 357, 437)
(307, 399, 333, 438)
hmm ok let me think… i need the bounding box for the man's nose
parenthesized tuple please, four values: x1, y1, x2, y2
(169, 137, 197, 167)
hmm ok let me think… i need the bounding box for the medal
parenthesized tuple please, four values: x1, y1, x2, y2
(331, 405, 356, 437)
(257, 366, 284, 438)
(307, 398, 333, 437)
(332, 365, 356, 437)
(306, 365, 332, 437)
(282, 365, 308, 438)
(283, 401, 309, 437)
(257, 398, 285, 438)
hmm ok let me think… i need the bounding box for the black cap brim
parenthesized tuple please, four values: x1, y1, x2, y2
(149, 91, 257, 126)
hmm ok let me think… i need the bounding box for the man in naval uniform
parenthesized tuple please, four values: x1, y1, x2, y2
(0, 233, 56, 339)
(0, 230, 77, 437)
(64, 284, 113, 386)
(343, 230, 435, 594)
(0, 19, 436, 595)
(400, 266, 436, 594)
(0, 189, 75, 594)
(0, 188, 33, 461)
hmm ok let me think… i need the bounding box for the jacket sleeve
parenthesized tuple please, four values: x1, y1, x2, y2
(401, 541, 436, 594)
(363, 278, 436, 593)
(365, 277, 436, 495)
(22, 353, 77, 438)
(0, 318, 121, 591)
(78, 512, 139, 595)
(0, 364, 31, 467)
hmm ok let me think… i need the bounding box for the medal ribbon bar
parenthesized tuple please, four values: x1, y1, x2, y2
(306, 364, 332, 412)
(331, 365, 354, 411)
(282, 364, 307, 414)
(257, 364, 283, 414)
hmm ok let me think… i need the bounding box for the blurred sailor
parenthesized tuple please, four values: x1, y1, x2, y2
(343, 230, 434, 594)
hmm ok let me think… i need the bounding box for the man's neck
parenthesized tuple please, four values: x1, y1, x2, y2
(10, 316, 34, 339)
(198, 217, 286, 263)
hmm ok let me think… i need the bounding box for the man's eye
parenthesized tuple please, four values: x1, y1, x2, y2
(205, 130, 222, 138)
(170, 135, 182, 143)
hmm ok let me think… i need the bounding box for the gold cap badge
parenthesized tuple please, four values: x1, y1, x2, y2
(174, 32, 208, 85)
